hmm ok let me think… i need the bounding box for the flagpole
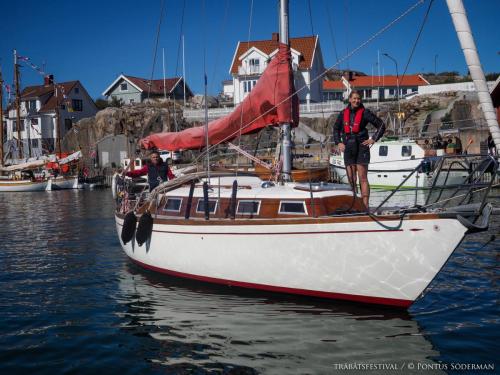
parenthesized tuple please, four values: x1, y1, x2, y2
(14, 49, 23, 159)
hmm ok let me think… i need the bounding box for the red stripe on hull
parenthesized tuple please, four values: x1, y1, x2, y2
(129, 257, 413, 308)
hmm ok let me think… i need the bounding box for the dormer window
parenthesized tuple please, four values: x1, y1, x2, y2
(120, 83, 128, 91)
(249, 58, 259, 67)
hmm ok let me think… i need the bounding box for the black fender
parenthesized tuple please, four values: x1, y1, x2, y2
(121, 211, 137, 244)
(136, 212, 154, 246)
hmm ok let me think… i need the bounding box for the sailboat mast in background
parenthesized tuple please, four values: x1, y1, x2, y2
(13, 49, 23, 159)
(0, 65, 4, 167)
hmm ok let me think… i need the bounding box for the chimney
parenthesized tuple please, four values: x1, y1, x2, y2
(272, 32, 279, 42)
(44, 74, 54, 86)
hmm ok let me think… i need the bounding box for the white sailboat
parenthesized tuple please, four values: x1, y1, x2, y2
(114, 0, 497, 307)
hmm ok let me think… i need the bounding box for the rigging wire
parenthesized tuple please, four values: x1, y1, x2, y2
(148, 0, 166, 99)
(400, 0, 435, 83)
(325, 1, 339, 64)
(307, 0, 315, 36)
(209, 0, 230, 94)
(174, 0, 186, 77)
(191, 0, 426, 165)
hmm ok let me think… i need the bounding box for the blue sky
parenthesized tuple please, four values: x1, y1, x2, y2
(0, 0, 498, 100)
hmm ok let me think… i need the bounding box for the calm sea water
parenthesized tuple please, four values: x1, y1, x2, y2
(0, 190, 498, 374)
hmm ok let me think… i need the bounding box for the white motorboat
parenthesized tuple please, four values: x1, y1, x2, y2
(330, 139, 470, 189)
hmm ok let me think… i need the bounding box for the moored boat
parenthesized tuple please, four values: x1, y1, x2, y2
(115, 0, 498, 308)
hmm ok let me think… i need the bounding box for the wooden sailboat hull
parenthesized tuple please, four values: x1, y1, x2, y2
(115, 213, 466, 307)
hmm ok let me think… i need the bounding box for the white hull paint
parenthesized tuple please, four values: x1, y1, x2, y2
(116, 215, 467, 306)
(331, 161, 469, 189)
(0, 179, 48, 192)
(46, 176, 80, 190)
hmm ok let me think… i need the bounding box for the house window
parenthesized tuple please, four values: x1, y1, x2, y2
(249, 58, 260, 67)
(163, 198, 182, 212)
(365, 89, 372, 98)
(120, 83, 128, 91)
(65, 118, 72, 131)
(72, 99, 83, 111)
(389, 89, 395, 96)
(401, 146, 412, 157)
(412, 87, 417, 92)
(236, 200, 261, 215)
(243, 80, 257, 93)
(379, 145, 388, 156)
(74, 87, 79, 94)
(31, 139, 39, 148)
(279, 201, 307, 215)
(28, 100, 37, 111)
(31, 118, 39, 126)
(402, 88, 407, 95)
(196, 199, 218, 213)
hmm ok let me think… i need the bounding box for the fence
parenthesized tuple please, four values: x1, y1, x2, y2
(183, 101, 345, 120)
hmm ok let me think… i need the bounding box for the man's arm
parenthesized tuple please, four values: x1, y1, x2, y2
(167, 167, 175, 180)
(126, 165, 149, 178)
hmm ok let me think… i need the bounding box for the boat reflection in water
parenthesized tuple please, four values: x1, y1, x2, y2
(118, 264, 443, 374)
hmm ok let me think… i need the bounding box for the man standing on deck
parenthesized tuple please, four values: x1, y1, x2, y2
(333, 90, 385, 210)
(126, 151, 175, 190)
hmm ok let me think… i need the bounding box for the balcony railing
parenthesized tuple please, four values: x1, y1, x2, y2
(183, 101, 344, 120)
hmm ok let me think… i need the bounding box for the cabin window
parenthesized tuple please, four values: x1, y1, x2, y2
(196, 199, 218, 214)
(120, 83, 128, 91)
(279, 201, 307, 215)
(401, 146, 412, 157)
(379, 145, 388, 157)
(236, 200, 261, 215)
(72, 99, 83, 111)
(163, 198, 182, 212)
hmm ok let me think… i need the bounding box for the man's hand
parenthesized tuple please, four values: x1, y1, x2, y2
(362, 138, 375, 147)
(338, 143, 346, 152)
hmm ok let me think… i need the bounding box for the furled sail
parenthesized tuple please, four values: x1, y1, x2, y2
(140, 43, 299, 151)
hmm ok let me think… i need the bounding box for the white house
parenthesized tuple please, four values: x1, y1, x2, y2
(5, 76, 97, 158)
(323, 74, 430, 101)
(102, 74, 193, 104)
(228, 33, 325, 106)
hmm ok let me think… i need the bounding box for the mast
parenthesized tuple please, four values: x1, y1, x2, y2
(162, 48, 167, 100)
(54, 83, 62, 156)
(446, 0, 500, 153)
(0, 66, 4, 167)
(182, 34, 186, 107)
(279, 0, 292, 181)
(14, 49, 23, 159)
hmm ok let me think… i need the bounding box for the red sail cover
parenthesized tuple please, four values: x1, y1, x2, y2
(140, 43, 299, 151)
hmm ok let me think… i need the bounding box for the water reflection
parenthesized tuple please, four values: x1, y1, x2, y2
(117, 264, 442, 374)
